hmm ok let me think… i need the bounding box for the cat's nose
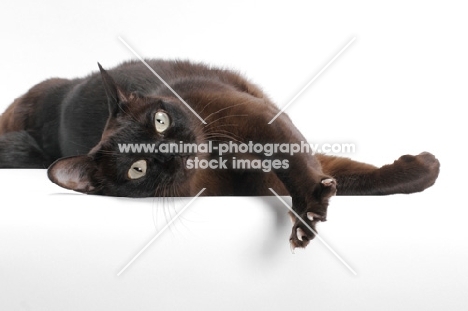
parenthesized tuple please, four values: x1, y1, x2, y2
(150, 141, 195, 163)
(153, 151, 176, 162)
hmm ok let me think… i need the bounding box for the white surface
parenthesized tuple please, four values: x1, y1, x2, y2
(0, 170, 465, 310)
(1, 0, 467, 310)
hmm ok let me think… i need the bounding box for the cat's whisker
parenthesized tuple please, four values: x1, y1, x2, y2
(164, 183, 183, 237)
(120, 107, 138, 123)
(62, 139, 94, 151)
(119, 95, 150, 124)
(206, 127, 241, 140)
(152, 173, 165, 200)
(204, 114, 249, 127)
(205, 136, 243, 145)
(203, 102, 249, 122)
(205, 126, 241, 135)
(151, 197, 159, 230)
(210, 123, 240, 128)
(204, 133, 244, 144)
(204, 132, 238, 139)
(204, 125, 243, 139)
(93, 150, 121, 156)
(170, 184, 193, 235)
(198, 96, 223, 115)
(158, 177, 171, 228)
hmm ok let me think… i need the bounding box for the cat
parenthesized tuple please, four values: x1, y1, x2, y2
(0, 59, 440, 249)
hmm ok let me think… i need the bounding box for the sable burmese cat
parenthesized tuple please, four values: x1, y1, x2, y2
(0, 60, 440, 249)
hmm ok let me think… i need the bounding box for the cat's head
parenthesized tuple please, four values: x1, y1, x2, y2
(47, 63, 203, 197)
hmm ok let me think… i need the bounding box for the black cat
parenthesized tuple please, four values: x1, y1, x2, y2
(0, 60, 440, 248)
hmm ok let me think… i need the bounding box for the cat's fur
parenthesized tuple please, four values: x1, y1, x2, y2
(0, 59, 440, 248)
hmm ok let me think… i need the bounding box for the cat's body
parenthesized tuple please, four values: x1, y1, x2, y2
(0, 59, 440, 248)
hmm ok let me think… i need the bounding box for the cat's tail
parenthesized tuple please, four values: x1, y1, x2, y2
(315, 152, 440, 195)
(0, 131, 52, 168)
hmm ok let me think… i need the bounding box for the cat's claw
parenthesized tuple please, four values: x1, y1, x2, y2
(288, 212, 296, 225)
(290, 225, 313, 249)
(307, 212, 320, 221)
(290, 214, 319, 249)
(321, 177, 337, 198)
(288, 178, 334, 250)
(290, 240, 296, 254)
(296, 227, 307, 241)
(321, 178, 335, 186)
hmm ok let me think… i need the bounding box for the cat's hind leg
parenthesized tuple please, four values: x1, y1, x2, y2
(316, 152, 440, 195)
(0, 131, 51, 168)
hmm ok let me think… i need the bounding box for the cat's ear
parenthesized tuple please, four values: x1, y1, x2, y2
(47, 155, 97, 194)
(97, 62, 128, 115)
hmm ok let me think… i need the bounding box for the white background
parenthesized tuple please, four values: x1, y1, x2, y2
(0, 0, 467, 310)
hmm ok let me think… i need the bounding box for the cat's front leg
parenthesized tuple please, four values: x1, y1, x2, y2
(195, 93, 338, 248)
(287, 177, 337, 249)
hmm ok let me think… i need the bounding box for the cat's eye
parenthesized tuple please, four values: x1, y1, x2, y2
(128, 160, 147, 179)
(155, 111, 171, 133)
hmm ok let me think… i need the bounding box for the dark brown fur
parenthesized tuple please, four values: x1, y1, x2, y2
(0, 59, 440, 248)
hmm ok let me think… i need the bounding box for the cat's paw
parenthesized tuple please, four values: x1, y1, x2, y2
(288, 178, 335, 251)
(288, 211, 323, 250)
(413, 152, 440, 178)
(320, 177, 337, 198)
(393, 152, 440, 193)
